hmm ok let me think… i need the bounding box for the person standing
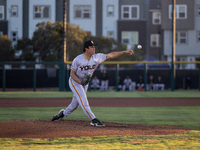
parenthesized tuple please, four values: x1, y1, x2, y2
(51, 40, 133, 127)
(100, 70, 109, 91)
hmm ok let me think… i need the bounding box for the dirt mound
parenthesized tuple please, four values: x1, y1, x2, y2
(0, 119, 191, 138)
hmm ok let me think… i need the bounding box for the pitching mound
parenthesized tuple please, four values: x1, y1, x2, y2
(0, 119, 191, 138)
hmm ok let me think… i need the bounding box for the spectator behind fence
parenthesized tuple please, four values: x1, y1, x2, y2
(100, 70, 109, 91)
(117, 76, 123, 91)
(155, 76, 165, 91)
(123, 75, 132, 91)
(91, 76, 100, 90)
(148, 75, 155, 91)
(185, 76, 191, 89)
(136, 76, 144, 91)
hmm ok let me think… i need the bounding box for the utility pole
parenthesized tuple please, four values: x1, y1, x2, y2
(59, 0, 67, 91)
(63, 0, 67, 62)
(171, 0, 176, 91)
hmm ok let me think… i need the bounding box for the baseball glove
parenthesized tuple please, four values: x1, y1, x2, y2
(81, 73, 92, 86)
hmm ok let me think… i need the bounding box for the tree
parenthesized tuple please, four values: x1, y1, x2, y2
(32, 21, 63, 62)
(32, 21, 89, 62)
(85, 35, 145, 62)
(84, 36, 118, 54)
(15, 21, 145, 63)
(15, 38, 35, 61)
(0, 35, 14, 61)
(65, 23, 88, 61)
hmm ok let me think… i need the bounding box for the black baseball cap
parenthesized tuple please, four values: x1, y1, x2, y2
(83, 40, 97, 52)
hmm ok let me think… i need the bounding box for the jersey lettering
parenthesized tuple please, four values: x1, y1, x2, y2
(79, 65, 96, 71)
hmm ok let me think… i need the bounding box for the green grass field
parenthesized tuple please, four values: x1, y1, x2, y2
(0, 91, 200, 149)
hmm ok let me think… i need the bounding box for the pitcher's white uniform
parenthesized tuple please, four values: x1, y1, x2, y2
(63, 53, 107, 120)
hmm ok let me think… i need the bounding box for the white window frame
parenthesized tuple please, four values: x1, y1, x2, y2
(197, 31, 200, 42)
(121, 31, 139, 48)
(152, 11, 161, 24)
(197, 5, 200, 16)
(74, 5, 91, 19)
(121, 5, 139, 20)
(150, 34, 160, 47)
(11, 31, 18, 42)
(11, 5, 18, 17)
(176, 31, 187, 44)
(169, 5, 187, 19)
(176, 57, 187, 69)
(107, 5, 114, 17)
(0, 6, 4, 20)
(34, 5, 50, 19)
(107, 31, 114, 39)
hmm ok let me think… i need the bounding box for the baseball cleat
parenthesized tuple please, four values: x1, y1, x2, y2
(51, 109, 64, 121)
(90, 118, 105, 127)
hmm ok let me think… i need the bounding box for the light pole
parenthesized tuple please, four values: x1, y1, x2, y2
(59, 0, 67, 91)
(171, 0, 176, 91)
(63, 0, 67, 62)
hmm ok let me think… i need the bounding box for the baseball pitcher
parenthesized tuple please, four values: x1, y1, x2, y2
(51, 40, 133, 127)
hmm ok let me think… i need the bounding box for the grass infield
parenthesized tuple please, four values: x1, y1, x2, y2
(0, 106, 199, 130)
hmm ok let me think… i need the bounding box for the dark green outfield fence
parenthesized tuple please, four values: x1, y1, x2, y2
(0, 61, 200, 92)
(0, 62, 65, 92)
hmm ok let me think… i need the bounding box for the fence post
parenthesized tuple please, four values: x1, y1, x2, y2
(65, 65, 70, 91)
(59, 63, 65, 91)
(115, 64, 119, 91)
(2, 64, 5, 92)
(144, 63, 147, 91)
(170, 64, 175, 91)
(33, 64, 36, 91)
(199, 65, 200, 91)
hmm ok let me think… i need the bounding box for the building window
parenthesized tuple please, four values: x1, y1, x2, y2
(121, 5, 139, 20)
(152, 12, 161, 24)
(11, 5, 18, 17)
(197, 31, 200, 42)
(11, 31, 18, 42)
(176, 57, 186, 69)
(0, 6, 4, 20)
(176, 31, 187, 44)
(122, 31, 138, 48)
(34, 6, 50, 19)
(107, 5, 114, 17)
(107, 31, 114, 39)
(169, 5, 187, 19)
(74, 5, 91, 18)
(150, 34, 160, 47)
(197, 5, 200, 16)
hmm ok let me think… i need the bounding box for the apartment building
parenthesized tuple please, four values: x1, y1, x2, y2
(0, 0, 7, 36)
(0, 0, 61, 43)
(161, 0, 200, 69)
(68, 0, 149, 52)
(149, 0, 163, 60)
(0, 0, 200, 69)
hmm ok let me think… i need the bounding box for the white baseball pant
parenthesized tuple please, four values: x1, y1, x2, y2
(63, 77, 96, 120)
